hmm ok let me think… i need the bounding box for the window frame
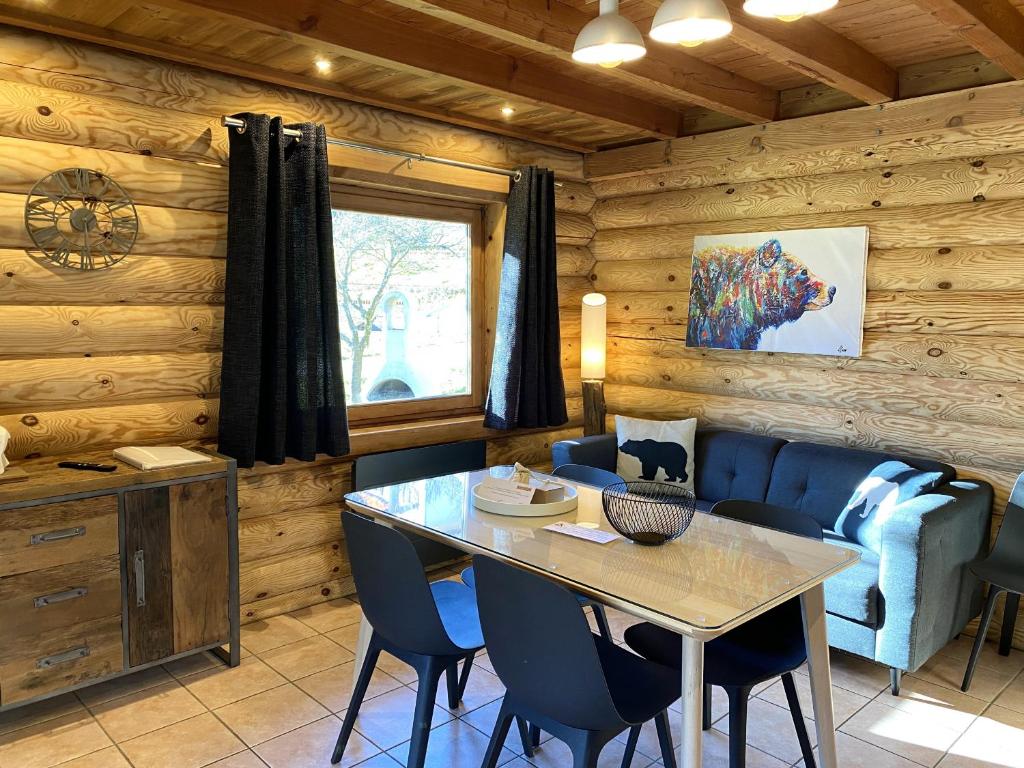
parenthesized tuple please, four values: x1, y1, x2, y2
(329, 185, 487, 427)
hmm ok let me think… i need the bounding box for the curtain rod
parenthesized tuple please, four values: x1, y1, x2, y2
(221, 116, 555, 185)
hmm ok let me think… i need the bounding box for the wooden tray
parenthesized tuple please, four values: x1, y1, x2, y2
(472, 481, 578, 517)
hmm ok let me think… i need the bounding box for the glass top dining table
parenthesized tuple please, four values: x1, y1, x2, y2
(344, 468, 859, 768)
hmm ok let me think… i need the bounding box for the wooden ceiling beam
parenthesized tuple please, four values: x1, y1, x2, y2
(0, 4, 594, 153)
(166, 0, 686, 138)
(380, 0, 777, 124)
(911, 0, 1024, 78)
(717, 0, 898, 104)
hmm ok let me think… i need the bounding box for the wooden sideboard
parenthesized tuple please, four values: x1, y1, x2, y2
(0, 449, 239, 710)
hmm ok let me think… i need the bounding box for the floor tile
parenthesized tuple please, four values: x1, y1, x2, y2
(369, 651, 419, 685)
(89, 679, 206, 743)
(289, 598, 364, 634)
(940, 705, 1024, 768)
(647, 728, 788, 768)
(757, 672, 871, 726)
(714, 695, 817, 764)
(50, 745, 132, 767)
(912, 652, 1017, 703)
(840, 695, 974, 767)
(993, 670, 1024, 716)
(241, 615, 318, 655)
(207, 751, 269, 768)
(260, 635, 354, 680)
(827, 652, 893, 699)
(295, 659, 403, 713)
(351, 754, 403, 767)
(0, 693, 84, 738)
(214, 683, 330, 747)
(412, 662, 506, 714)
(255, 714, 379, 768)
(525, 731, 652, 768)
(118, 712, 246, 768)
(182, 656, 288, 710)
(163, 651, 222, 680)
(350, 686, 453, 751)
(936, 635, 1024, 676)
(796, 730, 927, 768)
(0, 710, 111, 768)
(386, 718, 516, 767)
(327, 623, 364, 653)
(76, 666, 175, 708)
(459, 699, 554, 757)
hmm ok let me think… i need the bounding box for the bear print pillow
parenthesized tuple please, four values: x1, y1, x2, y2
(614, 415, 697, 494)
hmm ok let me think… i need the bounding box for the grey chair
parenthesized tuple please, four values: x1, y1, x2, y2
(962, 472, 1024, 692)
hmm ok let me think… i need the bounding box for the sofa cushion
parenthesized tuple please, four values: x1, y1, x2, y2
(615, 415, 697, 492)
(693, 430, 786, 504)
(823, 533, 881, 627)
(766, 442, 955, 532)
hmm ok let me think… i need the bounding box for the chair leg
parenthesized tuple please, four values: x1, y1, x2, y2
(592, 604, 613, 642)
(963, 587, 1003, 692)
(655, 709, 678, 768)
(515, 717, 535, 758)
(457, 651, 475, 701)
(407, 659, 443, 768)
(620, 725, 641, 768)
(481, 698, 515, 768)
(726, 686, 751, 768)
(331, 638, 381, 764)
(445, 663, 460, 710)
(573, 734, 602, 768)
(702, 683, 713, 730)
(781, 673, 816, 768)
(529, 724, 541, 748)
(890, 668, 902, 696)
(999, 592, 1020, 657)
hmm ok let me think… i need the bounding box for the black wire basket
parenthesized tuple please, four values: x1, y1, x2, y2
(601, 481, 697, 546)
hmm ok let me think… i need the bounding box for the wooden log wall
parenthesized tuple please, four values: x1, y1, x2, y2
(0, 26, 588, 622)
(584, 79, 1024, 650)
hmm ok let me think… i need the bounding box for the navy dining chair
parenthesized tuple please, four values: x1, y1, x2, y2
(962, 472, 1024, 692)
(622, 500, 820, 768)
(472, 554, 680, 768)
(332, 511, 485, 767)
(460, 462, 622, 641)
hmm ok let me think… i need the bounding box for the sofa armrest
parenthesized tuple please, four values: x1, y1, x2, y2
(875, 480, 992, 672)
(551, 433, 618, 473)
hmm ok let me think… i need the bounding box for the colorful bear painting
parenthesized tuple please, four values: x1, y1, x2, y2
(685, 228, 867, 357)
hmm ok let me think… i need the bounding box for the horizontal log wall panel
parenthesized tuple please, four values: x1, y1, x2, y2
(592, 247, 1024, 292)
(556, 245, 595, 277)
(241, 578, 354, 623)
(238, 463, 352, 521)
(239, 505, 343, 563)
(0, 353, 220, 412)
(0, 26, 584, 179)
(591, 152, 1024, 229)
(0, 251, 226, 305)
(591, 198, 1024, 259)
(1, 306, 223, 357)
(239, 540, 348, 605)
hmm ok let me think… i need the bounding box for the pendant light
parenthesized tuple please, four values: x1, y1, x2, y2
(743, 0, 837, 22)
(572, 0, 646, 69)
(650, 0, 733, 47)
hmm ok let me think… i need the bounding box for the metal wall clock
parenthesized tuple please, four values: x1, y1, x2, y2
(24, 168, 139, 270)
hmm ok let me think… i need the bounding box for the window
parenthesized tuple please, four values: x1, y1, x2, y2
(331, 188, 484, 424)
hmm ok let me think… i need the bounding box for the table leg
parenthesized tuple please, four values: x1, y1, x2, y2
(352, 614, 374, 687)
(679, 633, 704, 767)
(801, 584, 838, 768)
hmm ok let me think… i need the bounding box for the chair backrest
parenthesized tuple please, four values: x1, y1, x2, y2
(342, 511, 459, 656)
(472, 555, 625, 731)
(551, 463, 623, 488)
(991, 473, 1024, 560)
(710, 500, 822, 655)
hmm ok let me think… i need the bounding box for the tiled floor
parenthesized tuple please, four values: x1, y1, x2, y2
(3, 567, 1024, 768)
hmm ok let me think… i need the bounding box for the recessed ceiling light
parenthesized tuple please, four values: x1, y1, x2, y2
(500, 106, 515, 117)
(314, 58, 331, 74)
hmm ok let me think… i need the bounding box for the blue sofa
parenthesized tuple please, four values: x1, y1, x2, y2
(552, 429, 993, 693)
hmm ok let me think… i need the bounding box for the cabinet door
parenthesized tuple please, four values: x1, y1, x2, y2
(125, 478, 229, 667)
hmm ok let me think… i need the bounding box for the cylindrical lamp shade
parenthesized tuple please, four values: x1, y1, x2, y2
(581, 293, 607, 380)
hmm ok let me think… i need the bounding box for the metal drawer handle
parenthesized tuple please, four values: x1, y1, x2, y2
(30, 527, 86, 545)
(36, 646, 90, 669)
(34, 587, 88, 608)
(133, 549, 146, 607)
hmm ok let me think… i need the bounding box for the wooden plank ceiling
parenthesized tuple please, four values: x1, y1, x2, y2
(0, 0, 1021, 152)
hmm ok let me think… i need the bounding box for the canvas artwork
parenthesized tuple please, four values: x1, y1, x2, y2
(686, 226, 868, 357)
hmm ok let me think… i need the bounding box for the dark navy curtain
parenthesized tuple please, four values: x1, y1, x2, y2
(218, 112, 350, 468)
(484, 167, 568, 430)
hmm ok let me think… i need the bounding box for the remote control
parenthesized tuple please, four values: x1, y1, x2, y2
(57, 461, 118, 473)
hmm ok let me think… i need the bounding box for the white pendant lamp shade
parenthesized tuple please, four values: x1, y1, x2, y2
(650, 0, 733, 47)
(580, 293, 607, 380)
(572, 0, 646, 68)
(743, 0, 837, 21)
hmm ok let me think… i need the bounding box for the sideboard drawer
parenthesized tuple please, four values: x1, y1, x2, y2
(0, 614, 123, 706)
(0, 496, 118, 577)
(0, 555, 122, 644)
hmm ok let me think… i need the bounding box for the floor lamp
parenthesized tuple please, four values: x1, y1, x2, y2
(581, 293, 607, 436)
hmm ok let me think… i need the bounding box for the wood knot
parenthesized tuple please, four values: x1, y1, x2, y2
(191, 326, 200, 332)
(946, 115, 964, 127)
(321, 587, 332, 597)
(938, 247, 951, 254)
(21, 415, 38, 427)
(298, 14, 319, 32)
(971, 160, 985, 168)
(590, 274, 597, 282)
(662, 374, 671, 382)
(4, 271, 13, 277)
(100, 378, 111, 386)
(26, 452, 41, 459)
(749, 137, 763, 150)
(623, 305, 630, 311)
(871, 200, 881, 207)
(139, 149, 152, 156)
(972, 194, 986, 202)
(666, 305, 674, 312)
(195, 414, 209, 425)
(37, 106, 51, 116)
(927, 347, 943, 357)
(726, 188, 735, 195)
(937, 281, 952, 290)
(71, 319, 80, 326)
(667, 274, 676, 282)
(882, 171, 893, 178)
(256, 592, 268, 599)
